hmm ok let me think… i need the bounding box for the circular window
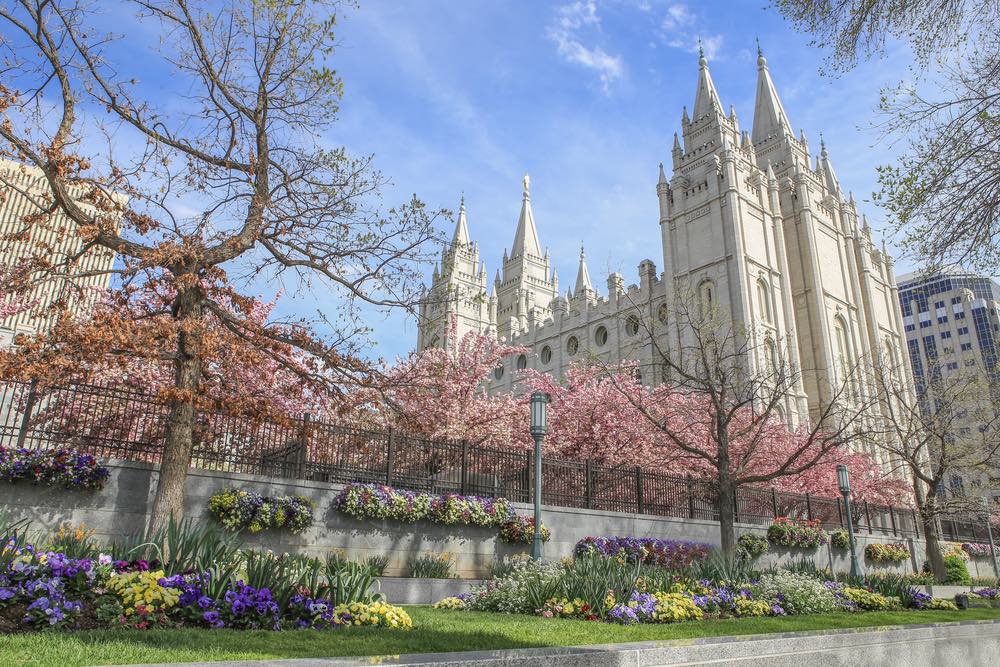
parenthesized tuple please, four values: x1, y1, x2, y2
(493, 365, 504, 380)
(516, 354, 527, 370)
(540, 346, 552, 364)
(595, 325, 608, 346)
(657, 303, 669, 324)
(566, 335, 579, 356)
(625, 315, 640, 336)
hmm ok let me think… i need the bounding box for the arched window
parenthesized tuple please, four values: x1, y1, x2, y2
(493, 365, 504, 380)
(566, 335, 579, 356)
(757, 279, 772, 324)
(764, 337, 777, 373)
(774, 403, 786, 422)
(625, 315, 640, 337)
(698, 279, 715, 317)
(833, 316, 857, 395)
(540, 346, 552, 364)
(595, 325, 609, 346)
(516, 354, 527, 370)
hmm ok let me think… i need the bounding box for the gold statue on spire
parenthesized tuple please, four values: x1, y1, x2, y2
(523, 172, 530, 194)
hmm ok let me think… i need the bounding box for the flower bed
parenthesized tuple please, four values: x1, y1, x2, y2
(334, 483, 514, 528)
(766, 517, 828, 549)
(830, 529, 850, 550)
(0, 447, 109, 490)
(864, 542, 909, 564)
(499, 516, 550, 544)
(574, 537, 711, 569)
(208, 488, 315, 534)
(962, 542, 995, 559)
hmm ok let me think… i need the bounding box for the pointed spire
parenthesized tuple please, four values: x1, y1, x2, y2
(575, 243, 593, 295)
(672, 133, 682, 154)
(741, 130, 752, 151)
(818, 134, 842, 194)
(510, 173, 542, 259)
(751, 43, 793, 144)
(452, 194, 470, 247)
(692, 48, 723, 121)
(658, 162, 668, 184)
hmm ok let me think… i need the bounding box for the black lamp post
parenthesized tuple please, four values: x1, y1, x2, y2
(530, 391, 549, 561)
(837, 464, 863, 578)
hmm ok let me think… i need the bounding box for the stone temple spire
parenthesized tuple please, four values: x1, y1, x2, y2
(818, 135, 842, 195)
(692, 45, 723, 121)
(452, 194, 470, 247)
(575, 243, 593, 295)
(510, 173, 542, 259)
(752, 45, 792, 145)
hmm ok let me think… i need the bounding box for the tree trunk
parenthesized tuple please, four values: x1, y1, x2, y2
(913, 478, 947, 581)
(717, 477, 736, 560)
(148, 286, 203, 535)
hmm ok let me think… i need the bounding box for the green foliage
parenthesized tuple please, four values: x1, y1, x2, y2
(692, 551, 757, 584)
(841, 587, 901, 611)
(407, 553, 454, 579)
(830, 529, 850, 550)
(44, 523, 101, 560)
(208, 488, 314, 534)
(781, 557, 829, 580)
(488, 554, 532, 580)
(735, 533, 769, 561)
(109, 517, 242, 576)
(464, 558, 563, 614)
(556, 554, 641, 617)
(944, 555, 972, 585)
(323, 556, 383, 606)
(766, 518, 828, 550)
(364, 554, 389, 577)
(863, 542, 909, 563)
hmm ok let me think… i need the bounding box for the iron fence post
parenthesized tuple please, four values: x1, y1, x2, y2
(686, 474, 695, 519)
(14, 378, 39, 450)
(584, 459, 593, 509)
(889, 506, 897, 536)
(460, 440, 469, 495)
(297, 413, 312, 479)
(771, 487, 779, 519)
(385, 429, 395, 486)
(635, 466, 644, 515)
(806, 493, 813, 521)
(864, 500, 873, 534)
(912, 508, 919, 539)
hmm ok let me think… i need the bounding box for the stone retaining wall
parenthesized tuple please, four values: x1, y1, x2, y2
(2, 459, 997, 580)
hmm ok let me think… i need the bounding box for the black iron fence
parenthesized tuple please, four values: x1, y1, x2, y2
(0, 378, 992, 544)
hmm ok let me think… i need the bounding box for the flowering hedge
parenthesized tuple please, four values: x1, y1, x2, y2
(498, 516, 550, 544)
(0, 447, 109, 490)
(574, 536, 712, 570)
(334, 483, 514, 528)
(962, 542, 995, 559)
(766, 517, 828, 549)
(864, 542, 909, 564)
(208, 488, 314, 534)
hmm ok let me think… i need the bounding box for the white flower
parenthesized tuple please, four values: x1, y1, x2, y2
(98, 553, 112, 566)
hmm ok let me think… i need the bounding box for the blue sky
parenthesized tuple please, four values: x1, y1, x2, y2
(318, 0, 914, 361)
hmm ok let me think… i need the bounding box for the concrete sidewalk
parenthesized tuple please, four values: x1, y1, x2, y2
(108, 618, 1000, 666)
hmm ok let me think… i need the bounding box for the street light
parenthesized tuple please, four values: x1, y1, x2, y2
(530, 391, 550, 561)
(837, 464, 863, 578)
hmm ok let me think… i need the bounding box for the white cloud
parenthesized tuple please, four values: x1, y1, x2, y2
(547, 1, 624, 93)
(657, 2, 723, 60)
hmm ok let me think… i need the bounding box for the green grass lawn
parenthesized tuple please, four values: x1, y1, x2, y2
(3, 607, 1000, 666)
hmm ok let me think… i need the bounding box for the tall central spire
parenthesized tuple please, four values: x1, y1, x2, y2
(510, 173, 541, 259)
(452, 194, 470, 247)
(575, 243, 593, 295)
(751, 47, 792, 145)
(692, 48, 722, 121)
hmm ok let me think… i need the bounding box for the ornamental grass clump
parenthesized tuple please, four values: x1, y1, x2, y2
(407, 553, 454, 579)
(766, 517, 828, 549)
(0, 447, 109, 490)
(864, 542, 909, 564)
(208, 488, 314, 534)
(573, 536, 711, 570)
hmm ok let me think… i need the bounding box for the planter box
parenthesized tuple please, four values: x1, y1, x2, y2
(923, 585, 972, 599)
(377, 577, 485, 605)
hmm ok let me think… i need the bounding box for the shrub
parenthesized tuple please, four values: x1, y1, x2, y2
(830, 529, 851, 550)
(735, 533, 769, 561)
(0, 447, 109, 490)
(573, 536, 711, 570)
(407, 553, 453, 579)
(463, 558, 562, 614)
(753, 570, 839, 615)
(208, 488, 314, 534)
(962, 542, 994, 559)
(498, 516, 550, 544)
(766, 517, 828, 549)
(944, 555, 972, 585)
(864, 542, 909, 564)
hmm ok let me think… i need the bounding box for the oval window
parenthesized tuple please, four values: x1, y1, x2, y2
(567, 336, 579, 356)
(540, 346, 552, 364)
(626, 315, 640, 336)
(595, 325, 608, 346)
(516, 354, 527, 370)
(493, 365, 504, 380)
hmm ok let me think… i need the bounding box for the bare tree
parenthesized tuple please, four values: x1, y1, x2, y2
(871, 353, 1000, 579)
(772, 0, 1000, 272)
(611, 289, 881, 559)
(0, 0, 441, 530)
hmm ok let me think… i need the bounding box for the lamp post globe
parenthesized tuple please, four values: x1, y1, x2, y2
(530, 392, 549, 560)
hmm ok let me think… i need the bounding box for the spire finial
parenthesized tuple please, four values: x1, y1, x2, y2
(580, 241, 586, 260)
(697, 38, 706, 67)
(460, 192, 465, 211)
(523, 172, 530, 194)
(819, 132, 828, 157)
(756, 37, 767, 68)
